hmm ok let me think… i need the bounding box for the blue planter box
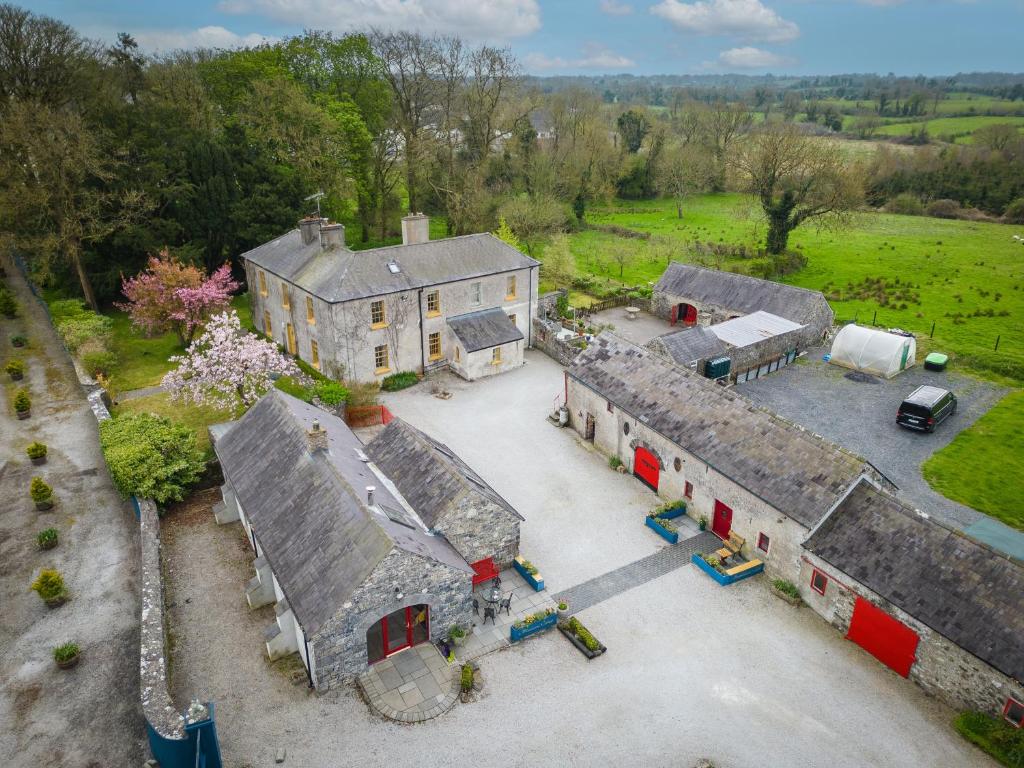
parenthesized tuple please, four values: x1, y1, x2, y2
(510, 611, 557, 643)
(656, 503, 687, 520)
(512, 558, 545, 591)
(645, 516, 679, 544)
(691, 553, 764, 585)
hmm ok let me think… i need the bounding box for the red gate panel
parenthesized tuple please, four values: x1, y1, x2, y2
(634, 447, 659, 491)
(846, 597, 919, 678)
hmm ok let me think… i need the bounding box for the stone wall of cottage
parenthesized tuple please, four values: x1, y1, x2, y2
(532, 317, 584, 367)
(726, 325, 807, 380)
(799, 552, 1024, 718)
(449, 341, 525, 381)
(436, 493, 520, 569)
(310, 549, 473, 689)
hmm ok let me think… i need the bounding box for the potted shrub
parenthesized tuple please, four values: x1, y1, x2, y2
(13, 388, 31, 419)
(30, 477, 54, 510)
(609, 455, 623, 472)
(37, 528, 59, 550)
(770, 578, 803, 606)
(31, 569, 68, 607)
(53, 642, 81, 670)
(5, 358, 25, 381)
(557, 601, 569, 621)
(26, 442, 47, 465)
(449, 625, 466, 647)
(698, 515, 708, 531)
(11, 334, 27, 348)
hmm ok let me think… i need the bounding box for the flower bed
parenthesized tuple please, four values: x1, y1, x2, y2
(645, 515, 679, 544)
(691, 553, 764, 586)
(558, 617, 607, 659)
(510, 609, 556, 642)
(513, 555, 545, 591)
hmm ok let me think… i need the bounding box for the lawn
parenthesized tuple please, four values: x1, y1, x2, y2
(111, 392, 234, 457)
(873, 115, 1024, 142)
(922, 390, 1024, 530)
(567, 194, 1024, 382)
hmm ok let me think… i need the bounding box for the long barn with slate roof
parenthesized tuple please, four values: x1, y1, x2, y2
(210, 389, 522, 689)
(244, 213, 538, 383)
(801, 478, 1024, 718)
(651, 261, 833, 348)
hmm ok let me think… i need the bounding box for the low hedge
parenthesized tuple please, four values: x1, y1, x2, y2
(565, 617, 602, 652)
(772, 579, 801, 600)
(381, 371, 419, 392)
(955, 711, 1024, 767)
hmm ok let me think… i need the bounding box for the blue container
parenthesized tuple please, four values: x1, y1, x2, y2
(655, 503, 687, 520)
(510, 611, 557, 642)
(645, 516, 679, 544)
(512, 559, 545, 591)
(691, 553, 764, 585)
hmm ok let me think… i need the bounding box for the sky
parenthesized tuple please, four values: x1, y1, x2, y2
(26, 0, 1024, 76)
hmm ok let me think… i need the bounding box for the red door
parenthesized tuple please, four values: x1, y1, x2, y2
(846, 597, 919, 678)
(670, 304, 679, 325)
(634, 447, 659, 491)
(712, 500, 732, 539)
(680, 303, 698, 326)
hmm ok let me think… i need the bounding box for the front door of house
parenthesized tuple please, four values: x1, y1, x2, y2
(712, 500, 732, 540)
(585, 413, 595, 442)
(634, 446, 660, 491)
(367, 604, 430, 664)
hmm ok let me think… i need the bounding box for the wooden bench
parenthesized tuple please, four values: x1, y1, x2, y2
(724, 559, 763, 577)
(470, 557, 499, 587)
(714, 532, 746, 562)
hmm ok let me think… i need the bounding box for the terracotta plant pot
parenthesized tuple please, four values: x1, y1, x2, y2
(56, 653, 80, 670)
(45, 593, 68, 608)
(31, 455, 47, 466)
(16, 409, 30, 420)
(35, 500, 54, 511)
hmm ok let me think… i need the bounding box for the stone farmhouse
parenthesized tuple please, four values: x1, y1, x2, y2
(647, 310, 807, 383)
(210, 389, 522, 689)
(802, 478, 1024, 719)
(242, 214, 539, 383)
(652, 261, 833, 348)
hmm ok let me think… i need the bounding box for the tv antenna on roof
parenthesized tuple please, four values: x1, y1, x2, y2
(304, 190, 325, 218)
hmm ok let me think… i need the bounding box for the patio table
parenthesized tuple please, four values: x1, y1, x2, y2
(625, 306, 640, 321)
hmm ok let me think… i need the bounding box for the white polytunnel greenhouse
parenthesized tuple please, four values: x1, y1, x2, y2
(829, 324, 916, 378)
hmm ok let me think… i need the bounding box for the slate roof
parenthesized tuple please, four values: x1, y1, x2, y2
(652, 326, 728, 366)
(655, 262, 829, 326)
(213, 390, 470, 635)
(242, 230, 538, 303)
(447, 307, 524, 353)
(366, 419, 523, 529)
(804, 479, 1024, 681)
(569, 333, 867, 528)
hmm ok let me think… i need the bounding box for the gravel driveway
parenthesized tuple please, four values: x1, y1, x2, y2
(0, 260, 144, 767)
(741, 351, 1008, 529)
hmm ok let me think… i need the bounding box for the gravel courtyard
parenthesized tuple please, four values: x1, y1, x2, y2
(740, 351, 1008, 530)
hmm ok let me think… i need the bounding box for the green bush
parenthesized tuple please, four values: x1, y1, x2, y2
(1004, 197, 1024, 225)
(0, 289, 18, 317)
(381, 371, 419, 392)
(566, 617, 602, 652)
(11, 334, 27, 346)
(12, 388, 30, 412)
(5, 358, 25, 377)
(954, 711, 1024, 768)
(926, 198, 963, 219)
(77, 340, 117, 377)
(26, 442, 47, 459)
(98, 412, 205, 506)
(30, 477, 53, 503)
(314, 380, 349, 406)
(609, 456, 623, 469)
(37, 528, 58, 549)
(886, 193, 925, 216)
(56, 312, 112, 353)
(449, 625, 466, 639)
(772, 579, 801, 599)
(53, 642, 80, 663)
(48, 298, 88, 322)
(31, 569, 66, 601)
(460, 664, 474, 693)
(558, 602, 568, 611)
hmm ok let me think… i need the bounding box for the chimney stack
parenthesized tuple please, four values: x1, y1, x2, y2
(366, 486, 376, 506)
(307, 420, 328, 453)
(401, 213, 429, 246)
(299, 217, 324, 246)
(320, 222, 345, 250)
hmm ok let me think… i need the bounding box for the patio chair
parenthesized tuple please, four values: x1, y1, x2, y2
(491, 574, 502, 589)
(498, 593, 513, 616)
(472, 597, 480, 616)
(483, 605, 497, 625)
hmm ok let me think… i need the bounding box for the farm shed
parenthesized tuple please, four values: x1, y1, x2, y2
(829, 325, 916, 378)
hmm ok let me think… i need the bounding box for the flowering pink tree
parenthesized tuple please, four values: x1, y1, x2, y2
(163, 311, 306, 411)
(118, 250, 239, 346)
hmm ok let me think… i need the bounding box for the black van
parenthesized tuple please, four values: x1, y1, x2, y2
(897, 386, 957, 432)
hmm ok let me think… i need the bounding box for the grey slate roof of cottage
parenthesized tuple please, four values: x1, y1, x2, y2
(655, 262, 829, 325)
(242, 230, 538, 303)
(804, 479, 1024, 681)
(447, 307, 524, 353)
(651, 326, 728, 366)
(213, 390, 470, 635)
(569, 333, 867, 528)
(366, 419, 523, 529)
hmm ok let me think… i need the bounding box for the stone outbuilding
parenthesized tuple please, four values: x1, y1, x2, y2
(651, 262, 833, 347)
(445, 307, 526, 381)
(211, 389, 521, 689)
(801, 478, 1024, 720)
(243, 214, 539, 383)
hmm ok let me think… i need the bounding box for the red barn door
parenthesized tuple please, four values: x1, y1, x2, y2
(634, 447, 659, 491)
(846, 597, 919, 678)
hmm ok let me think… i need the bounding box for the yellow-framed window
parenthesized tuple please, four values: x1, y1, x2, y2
(281, 283, 290, 310)
(371, 299, 386, 327)
(428, 331, 441, 360)
(506, 275, 517, 299)
(286, 322, 296, 355)
(306, 296, 315, 324)
(492, 346, 502, 364)
(310, 339, 320, 370)
(374, 344, 390, 372)
(426, 290, 440, 316)
(263, 310, 273, 337)
(258, 270, 268, 297)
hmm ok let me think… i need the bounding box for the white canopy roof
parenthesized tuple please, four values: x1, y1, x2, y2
(829, 324, 916, 378)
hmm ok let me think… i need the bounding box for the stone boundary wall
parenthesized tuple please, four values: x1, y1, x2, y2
(532, 317, 583, 367)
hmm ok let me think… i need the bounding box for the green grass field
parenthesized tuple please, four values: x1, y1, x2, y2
(923, 391, 1024, 530)
(568, 195, 1024, 382)
(873, 115, 1024, 142)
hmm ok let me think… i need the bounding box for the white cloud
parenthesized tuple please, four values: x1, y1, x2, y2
(718, 45, 792, 69)
(217, 0, 541, 41)
(525, 43, 635, 71)
(651, 0, 799, 43)
(133, 25, 275, 52)
(599, 0, 634, 15)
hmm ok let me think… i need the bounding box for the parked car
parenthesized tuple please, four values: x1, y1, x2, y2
(897, 386, 957, 432)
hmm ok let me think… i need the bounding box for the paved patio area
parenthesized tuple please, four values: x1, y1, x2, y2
(357, 644, 458, 723)
(588, 306, 670, 347)
(459, 568, 557, 662)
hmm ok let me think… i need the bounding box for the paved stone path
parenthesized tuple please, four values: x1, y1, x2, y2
(553, 531, 721, 615)
(114, 383, 164, 403)
(357, 644, 459, 724)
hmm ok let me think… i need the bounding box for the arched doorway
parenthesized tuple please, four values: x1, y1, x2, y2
(366, 604, 429, 664)
(634, 446, 660, 491)
(671, 303, 698, 326)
